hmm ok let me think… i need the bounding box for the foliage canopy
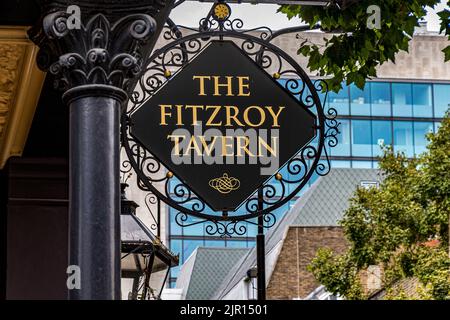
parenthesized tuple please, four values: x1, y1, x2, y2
(279, 0, 450, 92)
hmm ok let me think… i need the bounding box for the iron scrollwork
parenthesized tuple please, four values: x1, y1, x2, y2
(121, 4, 340, 237)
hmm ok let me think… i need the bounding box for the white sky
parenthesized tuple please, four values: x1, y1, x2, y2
(170, 0, 449, 32)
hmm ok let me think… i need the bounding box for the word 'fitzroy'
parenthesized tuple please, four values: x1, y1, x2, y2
(161, 75, 283, 173)
(159, 104, 285, 128)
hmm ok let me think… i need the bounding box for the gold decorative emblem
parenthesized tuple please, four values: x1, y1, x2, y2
(209, 173, 240, 194)
(213, 3, 231, 21)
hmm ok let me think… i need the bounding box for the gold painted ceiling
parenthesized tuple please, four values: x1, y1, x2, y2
(0, 26, 45, 168)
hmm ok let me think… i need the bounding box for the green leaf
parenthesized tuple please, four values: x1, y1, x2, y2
(443, 46, 450, 62)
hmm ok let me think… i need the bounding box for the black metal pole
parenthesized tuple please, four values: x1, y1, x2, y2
(256, 188, 266, 301)
(157, 198, 161, 238)
(131, 276, 140, 300)
(29, 1, 173, 300)
(65, 86, 126, 299)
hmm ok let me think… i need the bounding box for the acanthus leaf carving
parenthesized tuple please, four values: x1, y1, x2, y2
(31, 11, 157, 94)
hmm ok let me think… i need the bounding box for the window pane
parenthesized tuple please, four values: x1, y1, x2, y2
(413, 84, 432, 117)
(205, 239, 226, 247)
(328, 83, 349, 115)
(226, 240, 248, 248)
(350, 83, 371, 116)
(372, 121, 392, 157)
(393, 121, 414, 157)
(433, 84, 450, 118)
(182, 214, 205, 236)
(332, 119, 350, 156)
(352, 120, 372, 157)
(183, 240, 203, 262)
(352, 161, 372, 168)
(170, 210, 182, 236)
(414, 122, 433, 155)
(170, 266, 180, 278)
(246, 218, 258, 237)
(331, 160, 351, 168)
(393, 83, 413, 117)
(371, 82, 391, 116)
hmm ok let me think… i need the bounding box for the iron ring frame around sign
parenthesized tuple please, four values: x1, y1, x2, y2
(121, 29, 338, 224)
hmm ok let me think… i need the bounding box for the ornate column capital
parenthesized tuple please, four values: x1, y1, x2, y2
(29, 1, 168, 102)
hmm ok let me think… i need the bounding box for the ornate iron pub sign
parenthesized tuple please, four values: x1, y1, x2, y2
(122, 2, 339, 236)
(130, 40, 317, 211)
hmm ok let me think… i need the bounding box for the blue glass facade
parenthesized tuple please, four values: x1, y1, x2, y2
(328, 82, 447, 166)
(168, 81, 449, 287)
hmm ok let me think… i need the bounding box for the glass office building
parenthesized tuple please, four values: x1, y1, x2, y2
(327, 81, 448, 166)
(168, 80, 449, 287)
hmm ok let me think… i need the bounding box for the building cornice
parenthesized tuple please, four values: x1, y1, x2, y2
(0, 26, 46, 169)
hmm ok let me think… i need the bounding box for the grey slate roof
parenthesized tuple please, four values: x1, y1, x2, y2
(293, 168, 382, 226)
(212, 168, 382, 299)
(178, 247, 250, 300)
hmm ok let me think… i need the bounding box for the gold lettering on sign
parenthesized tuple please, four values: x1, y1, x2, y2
(167, 135, 278, 158)
(237, 76, 250, 96)
(192, 75, 252, 97)
(213, 76, 233, 96)
(158, 104, 285, 128)
(199, 136, 218, 156)
(266, 106, 285, 127)
(185, 105, 204, 125)
(209, 173, 240, 194)
(184, 135, 203, 156)
(258, 136, 278, 157)
(192, 75, 211, 96)
(159, 104, 172, 125)
(236, 136, 254, 157)
(221, 136, 234, 156)
(160, 74, 286, 161)
(205, 105, 222, 126)
(243, 106, 266, 127)
(225, 106, 245, 127)
(175, 104, 184, 125)
(167, 134, 184, 155)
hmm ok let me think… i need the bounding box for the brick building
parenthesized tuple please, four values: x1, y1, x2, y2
(267, 227, 346, 300)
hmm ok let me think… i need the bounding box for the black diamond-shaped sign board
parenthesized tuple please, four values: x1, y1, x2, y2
(131, 41, 316, 211)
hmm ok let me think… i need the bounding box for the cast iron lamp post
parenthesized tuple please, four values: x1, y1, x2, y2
(120, 183, 178, 300)
(29, 0, 173, 299)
